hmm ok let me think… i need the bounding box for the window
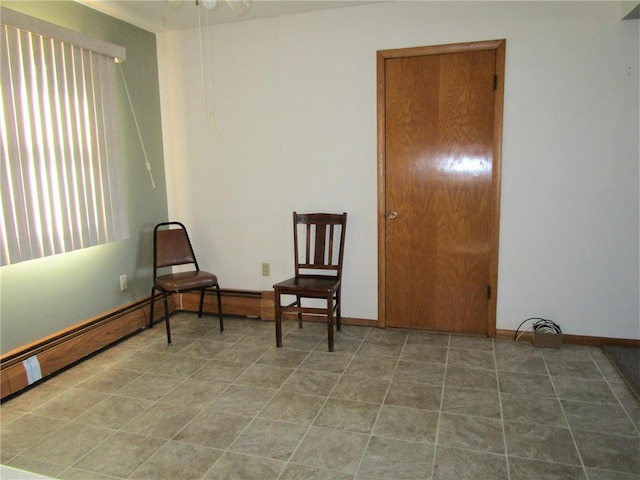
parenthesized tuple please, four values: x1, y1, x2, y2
(0, 8, 128, 266)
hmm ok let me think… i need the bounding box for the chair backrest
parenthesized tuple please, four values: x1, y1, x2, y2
(153, 222, 200, 278)
(293, 212, 347, 279)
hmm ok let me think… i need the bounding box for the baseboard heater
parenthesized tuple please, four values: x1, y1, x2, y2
(1, 297, 153, 400)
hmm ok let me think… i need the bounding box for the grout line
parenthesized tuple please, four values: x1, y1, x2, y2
(428, 333, 451, 480)
(273, 324, 370, 479)
(351, 330, 409, 478)
(493, 338, 512, 480)
(204, 320, 315, 479)
(587, 346, 640, 436)
(541, 347, 589, 480)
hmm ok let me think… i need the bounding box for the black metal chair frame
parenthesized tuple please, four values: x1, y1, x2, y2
(149, 221, 223, 344)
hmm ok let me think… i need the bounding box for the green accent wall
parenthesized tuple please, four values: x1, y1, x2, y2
(0, 1, 168, 354)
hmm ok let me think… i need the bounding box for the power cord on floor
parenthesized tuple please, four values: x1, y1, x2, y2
(514, 317, 562, 342)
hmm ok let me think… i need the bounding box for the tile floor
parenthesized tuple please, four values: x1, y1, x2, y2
(1, 313, 639, 480)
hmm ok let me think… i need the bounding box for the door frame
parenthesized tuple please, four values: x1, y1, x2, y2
(377, 39, 506, 336)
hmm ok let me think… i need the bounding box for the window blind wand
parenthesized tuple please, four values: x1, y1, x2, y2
(118, 63, 157, 189)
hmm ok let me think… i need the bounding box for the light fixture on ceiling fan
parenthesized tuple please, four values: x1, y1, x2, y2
(196, 0, 252, 16)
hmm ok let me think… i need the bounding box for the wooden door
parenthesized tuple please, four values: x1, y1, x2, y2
(377, 41, 505, 335)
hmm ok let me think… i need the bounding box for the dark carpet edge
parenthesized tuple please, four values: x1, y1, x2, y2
(602, 345, 640, 401)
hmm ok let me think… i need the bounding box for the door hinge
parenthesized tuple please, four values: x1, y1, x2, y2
(487, 285, 492, 299)
(493, 75, 498, 91)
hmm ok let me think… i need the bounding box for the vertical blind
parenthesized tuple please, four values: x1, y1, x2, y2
(0, 12, 128, 266)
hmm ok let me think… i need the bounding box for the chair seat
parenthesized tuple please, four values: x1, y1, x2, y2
(155, 271, 218, 292)
(273, 276, 340, 295)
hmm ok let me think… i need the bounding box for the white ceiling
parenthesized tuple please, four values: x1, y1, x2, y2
(74, 0, 373, 33)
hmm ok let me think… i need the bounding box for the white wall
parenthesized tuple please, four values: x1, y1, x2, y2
(156, 1, 639, 339)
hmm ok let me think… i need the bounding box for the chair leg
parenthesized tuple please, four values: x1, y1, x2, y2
(336, 289, 342, 332)
(327, 295, 334, 352)
(149, 287, 156, 328)
(275, 289, 283, 348)
(296, 295, 303, 328)
(163, 292, 172, 345)
(215, 284, 224, 332)
(198, 290, 205, 318)
(327, 316, 334, 352)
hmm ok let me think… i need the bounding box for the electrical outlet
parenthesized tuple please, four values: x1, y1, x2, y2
(119, 274, 128, 291)
(262, 263, 270, 276)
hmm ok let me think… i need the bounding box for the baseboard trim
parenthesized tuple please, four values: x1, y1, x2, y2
(181, 289, 378, 328)
(495, 329, 640, 347)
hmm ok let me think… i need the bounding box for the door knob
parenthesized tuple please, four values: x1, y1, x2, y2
(388, 211, 399, 219)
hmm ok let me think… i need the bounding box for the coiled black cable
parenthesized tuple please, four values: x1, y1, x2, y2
(514, 317, 562, 342)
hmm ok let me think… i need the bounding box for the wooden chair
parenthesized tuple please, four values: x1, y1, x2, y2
(149, 222, 223, 344)
(273, 212, 347, 352)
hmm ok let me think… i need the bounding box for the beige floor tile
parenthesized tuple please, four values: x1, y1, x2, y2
(508, 457, 587, 480)
(74, 367, 142, 393)
(344, 354, 397, 380)
(372, 405, 438, 443)
(204, 452, 284, 480)
(150, 354, 209, 377)
(190, 359, 250, 383)
(356, 436, 434, 479)
(497, 371, 554, 397)
(74, 394, 152, 429)
(280, 463, 354, 480)
(501, 393, 567, 427)
(232, 364, 294, 390)
(159, 377, 227, 409)
(331, 375, 390, 404)
(2, 383, 67, 413)
(176, 339, 234, 359)
(400, 344, 448, 364)
(384, 381, 442, 411)
(291, 427, 369, 474)
(504, 421, 581, 465)
(573, 430, 640, 474)
(259, 390, 326, 425)
(173, 408, 252, 449)
(207, 384, 275, 416)
(441, 387, 501, 418)
(447, 365, 498, 391)
(393, 360, 445, 386)
(561, 400, 638, 435)
(437, 413, 504, 454)
(432, 447, 508, 480)
(447, 348, 496, 370)
(6, 456, 67, 478)
(299, 351, 355, 374)
(116, 372, 184, 401)
(314, 398, 380, 434)
(73, 431, 166, 478)
(129, 441, 222, 479)
(31, 389, 109, 421)
(256, 347, 311, 368)
(22, 422, 112, 466)
(121, 402, 201, 439)
(108, 350, 173, 373)
(0, 414, 67, 458)
(281, 370, 340, 396)
(230, 418, 307, 460)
